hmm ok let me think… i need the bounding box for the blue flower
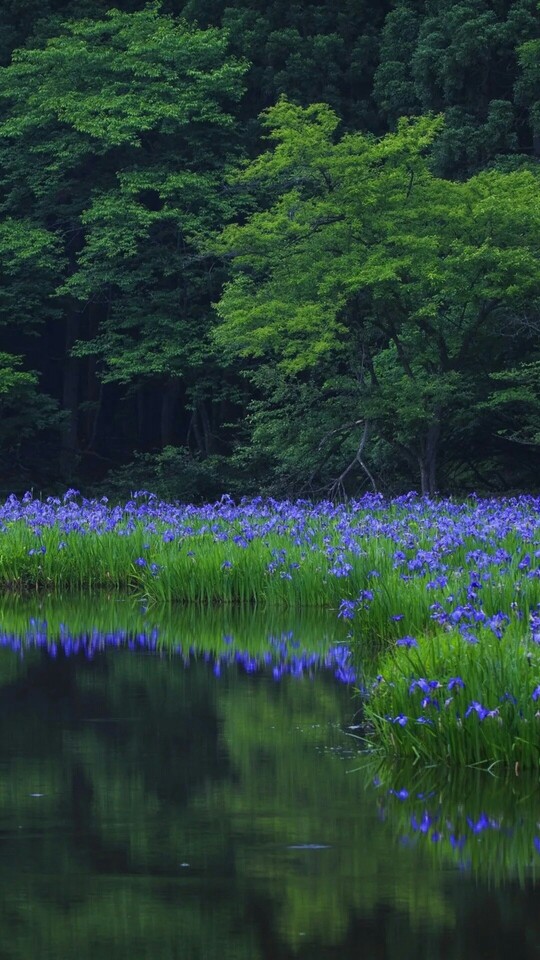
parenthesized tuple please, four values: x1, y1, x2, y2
(396, 635, 418, 648)
(465, 703, 499, 721)
(338, 599, 356, 619)
(467, 814, 490, 834)
(409, 678, 439, 694)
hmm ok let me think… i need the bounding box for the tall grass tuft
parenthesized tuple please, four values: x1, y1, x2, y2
(363, 622, 540, 767)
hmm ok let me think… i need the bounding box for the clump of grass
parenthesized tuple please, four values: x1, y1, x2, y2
(5, 490, 540, 763)
(363, 622, 540, 767)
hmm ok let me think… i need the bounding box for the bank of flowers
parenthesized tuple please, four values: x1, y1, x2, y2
(3, 488, 540, 765)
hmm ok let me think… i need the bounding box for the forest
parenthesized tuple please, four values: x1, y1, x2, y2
(1, 0, 539, 500)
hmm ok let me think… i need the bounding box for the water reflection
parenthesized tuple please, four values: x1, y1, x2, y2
(369, 761, 540, 885)
(0, 602, 538, 958)
(0, 597, 356, 682)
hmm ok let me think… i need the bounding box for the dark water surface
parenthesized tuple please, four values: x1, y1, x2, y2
(0, 601, 540, 959)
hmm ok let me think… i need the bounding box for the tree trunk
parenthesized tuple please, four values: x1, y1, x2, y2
(160, 380, 182, 447)
(137, 385, 159, 450)
(60, 311, 80, 478)
(418, 421, 440, 497)
(198, 400, 212, 457)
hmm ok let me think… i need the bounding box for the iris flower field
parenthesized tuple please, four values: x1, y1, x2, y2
(3, 489, 540, 767)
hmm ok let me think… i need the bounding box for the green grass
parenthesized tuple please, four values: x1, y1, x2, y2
(363, 624, 540, 767)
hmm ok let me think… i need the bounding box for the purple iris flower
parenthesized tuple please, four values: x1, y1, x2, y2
(467, 814, 490, 834)
(396, 635, 418, 648)
(410, 678, 439, 694)
(465, 701, 489, 720)
(338, 599, 356, 619)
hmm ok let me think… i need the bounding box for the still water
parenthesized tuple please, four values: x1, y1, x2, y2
(0, 599, 539, 959)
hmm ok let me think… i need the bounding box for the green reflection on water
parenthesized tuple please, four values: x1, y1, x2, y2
(0, 601, 538, 959)
(368, 760, 540, 886)
(0, 594, 349, 652)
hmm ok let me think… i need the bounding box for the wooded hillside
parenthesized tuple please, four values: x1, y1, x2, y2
(1, 0, 539, 497)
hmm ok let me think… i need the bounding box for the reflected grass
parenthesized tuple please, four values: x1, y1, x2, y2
(366, 759, 540, 886)
(0, 597, 356, 683)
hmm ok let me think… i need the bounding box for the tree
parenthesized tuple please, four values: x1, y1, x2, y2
(0, 4, 247, 476)
(215, 99, 540, 496)
(0, 353, 62, 489)
(180, 0, 389, 131)
(373, 0, 539, 177)
(516, 33, 540, 156)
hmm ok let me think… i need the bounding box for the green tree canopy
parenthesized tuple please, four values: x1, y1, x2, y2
(373, 0, 539, 176)
(0, 4, 247, 471)
(215, 99, 540, 495)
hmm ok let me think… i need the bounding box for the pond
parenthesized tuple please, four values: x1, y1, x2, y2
(0, 598, 539, 959)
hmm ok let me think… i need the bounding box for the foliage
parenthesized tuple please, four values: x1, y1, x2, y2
(0, 353, 62, 485)
(181, 0, 388, 130)
(99, 446, 234, 503)
(0, 2, 539, 493)
(365, 625, 540, 767)
(374, 0, 539, 176)
(516, 34, 540, 144)
(0, 4, 247, 474)
(216, 99, 540, 494)
(486, 361, 540, 446)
